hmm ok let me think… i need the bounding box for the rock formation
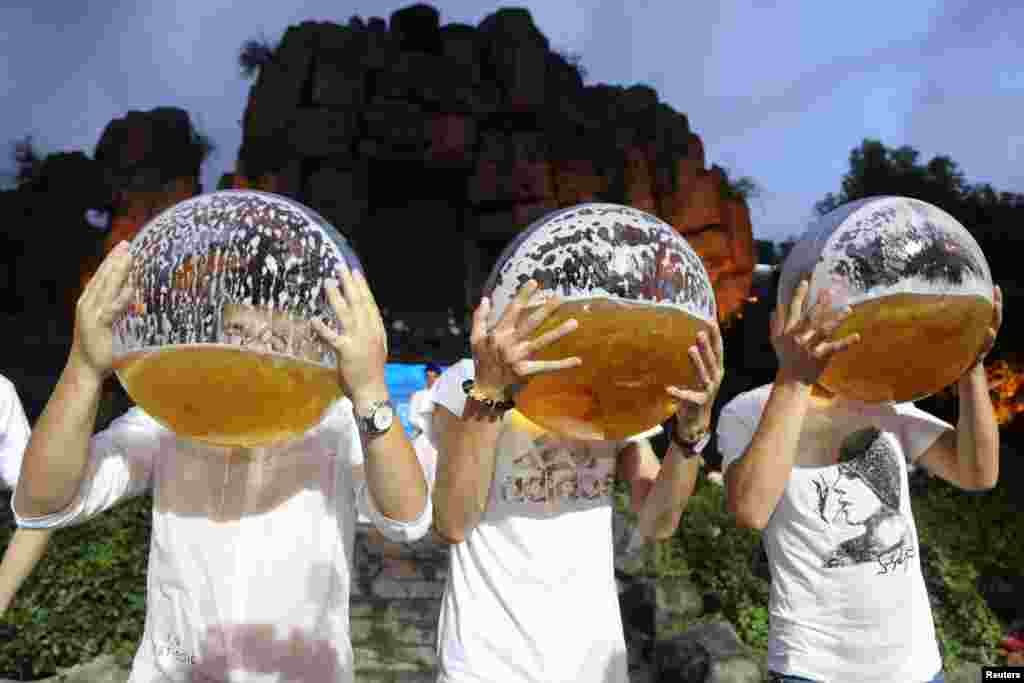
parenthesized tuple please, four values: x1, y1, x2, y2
(76, 107, 209, 305)
(232, 4, 755, 359)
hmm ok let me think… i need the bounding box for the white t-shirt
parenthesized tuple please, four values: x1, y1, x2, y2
(0, 374, 31, 491)
(13, 398, 431, 683)
(430, 359, 630, 683)
(717, 384, 948, 683)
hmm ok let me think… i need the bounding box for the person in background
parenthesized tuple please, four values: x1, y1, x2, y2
(12, 243, 431, 682)
(409, 362, 442, 488)
(409, 363, 442, 442)
(0, 373, 53, 620)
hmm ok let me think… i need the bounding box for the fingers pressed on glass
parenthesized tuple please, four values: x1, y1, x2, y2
(517, 296, 561, 338)
(688, 345, 711, 387)
(516, 357, 581, 376)
(787, 280, 810, 328)
(470, 298, 491, 345)
(325, 283, 352, 320)
(709, 323, 725, 362)
(667, 385, 706, 406)
(696, 332, 717, 379)
(501, 280, 539, 329)
(522, 318, 577, 355)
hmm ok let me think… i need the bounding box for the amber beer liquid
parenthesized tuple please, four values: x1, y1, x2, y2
(820, 292, 992, 403)
(517, 298, 714, 440)
(114, 344, 343, 447)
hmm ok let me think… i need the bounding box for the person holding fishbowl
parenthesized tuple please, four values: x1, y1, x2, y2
(12, 242, 431, 683)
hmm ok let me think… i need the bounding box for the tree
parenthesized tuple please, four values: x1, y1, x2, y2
(11, 135, 43, 187)
(714, 164, 762, 202)
(814, 139, 976, 217)
(238, 38, 275, 79)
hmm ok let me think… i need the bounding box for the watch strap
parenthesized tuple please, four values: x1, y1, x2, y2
(664, 414, 710, 456)
(356, 399, 394, 437)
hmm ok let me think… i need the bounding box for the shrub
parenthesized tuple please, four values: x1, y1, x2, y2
(0, 496, 151, 677)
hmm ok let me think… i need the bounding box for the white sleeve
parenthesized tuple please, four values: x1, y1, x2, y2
(0, 378, 31, 490)
(430, 359, 473, 419)
(13, 408, 161, 529)
(895, 403, 953, 464)
(425, 360, 473, 453)
(716, 396, 760, 474)
(340, 401, 432, 543)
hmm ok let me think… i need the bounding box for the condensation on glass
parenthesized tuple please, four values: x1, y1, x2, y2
(779, 195, 994, 403)
(112, 190, 360, 447)
(483, 203, 717, 440)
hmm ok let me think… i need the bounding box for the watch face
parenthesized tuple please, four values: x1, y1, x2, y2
(372, 403, 394, 431)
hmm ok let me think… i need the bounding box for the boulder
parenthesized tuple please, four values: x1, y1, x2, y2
(660, 621, 763, 683)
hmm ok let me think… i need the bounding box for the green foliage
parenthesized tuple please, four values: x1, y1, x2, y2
(620, 478, 770, 650)
(0, 496, 151, 677)
(714, 164, 762, 202)
(668, 478, 770, 649)
(913, 474, 1021, 668)
(815, 139, 973, 216)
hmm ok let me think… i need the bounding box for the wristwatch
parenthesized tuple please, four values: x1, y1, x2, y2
(355, 399, 395, 438)
(664, 414, 710, 457)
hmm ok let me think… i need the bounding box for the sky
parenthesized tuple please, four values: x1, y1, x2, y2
(2, 0, 1022, 242)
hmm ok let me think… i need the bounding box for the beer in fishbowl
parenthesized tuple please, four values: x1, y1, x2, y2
(484, 203, 718, 441)
(112, 190, 359, 448)
(779, 196, 994, 403)
(818, 292, 992, 403)
(115, 345, 343, 448)
(517, 297, 715, 440)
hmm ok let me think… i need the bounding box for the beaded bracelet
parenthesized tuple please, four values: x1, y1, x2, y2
(462, 380, 516, 412)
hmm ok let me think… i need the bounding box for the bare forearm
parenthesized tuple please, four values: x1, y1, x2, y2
(636, 445, 700, 541)
(0, 527, 54, 616)
(726, 375, 811, 528)
(432, 404, 503, 542)
(16, 356, 103, 517)
(363, 425, 429, 523)
(956, 364, 1000, 489)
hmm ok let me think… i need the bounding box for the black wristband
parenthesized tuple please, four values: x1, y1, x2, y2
(663, 414, 709, 456)
(462, 379, 515, 412)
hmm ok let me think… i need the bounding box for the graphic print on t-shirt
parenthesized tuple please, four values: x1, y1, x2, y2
(499, 432, 614, 507)
(811, 426, 914, 574)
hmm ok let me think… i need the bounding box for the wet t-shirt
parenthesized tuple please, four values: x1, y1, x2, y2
(718, 384, 948, 683)
(0, 374, 31, 490)
(14, 399, 431, 683)
(431, 360, 630, 683)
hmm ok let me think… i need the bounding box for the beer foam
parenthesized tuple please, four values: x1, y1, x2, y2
(780, 196, 993, 312)
(485, 203, 716, 326)
(113, 190, 361, 369)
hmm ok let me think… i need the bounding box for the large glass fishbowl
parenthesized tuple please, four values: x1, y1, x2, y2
(112, 190, 357, 447)
(778, 196, 994, 403)
(483, 203, 718, 440)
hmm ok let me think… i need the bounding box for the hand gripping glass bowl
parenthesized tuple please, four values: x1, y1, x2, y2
(111, 190, 360, 447)
(483, 203, 717, 441)
(778, 195, 994, 403)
